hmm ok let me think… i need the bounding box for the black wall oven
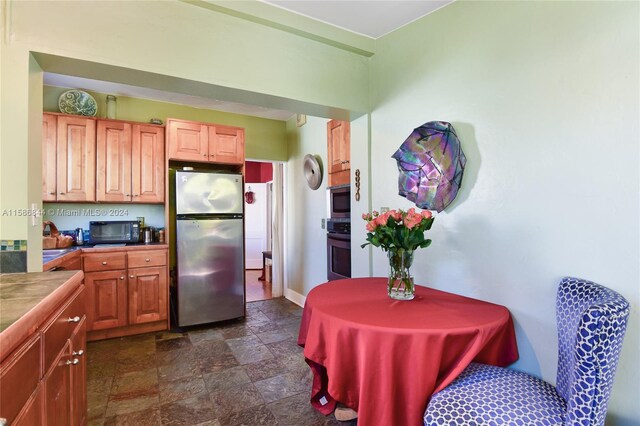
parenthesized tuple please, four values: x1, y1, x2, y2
(327, 218, 351, 281)
(327, 184, 351, 281)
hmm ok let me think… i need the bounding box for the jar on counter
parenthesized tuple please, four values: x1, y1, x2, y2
(158, 229, 165, 243)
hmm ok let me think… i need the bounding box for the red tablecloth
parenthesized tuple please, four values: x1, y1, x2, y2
(297, 278, 519, 426)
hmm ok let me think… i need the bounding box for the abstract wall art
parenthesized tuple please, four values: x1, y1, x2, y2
(392, 121, 466, 212)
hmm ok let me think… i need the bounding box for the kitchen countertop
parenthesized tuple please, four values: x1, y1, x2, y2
(43, 243, 168, 271)
(0, 270, 84, 361)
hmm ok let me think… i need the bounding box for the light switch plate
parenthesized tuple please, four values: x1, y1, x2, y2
(321, 218, 326, 229)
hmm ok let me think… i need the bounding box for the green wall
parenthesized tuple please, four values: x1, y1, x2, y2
(1, 0, 369, 272)
(43, 85, 287, 161)
(367, 1, 639, 424)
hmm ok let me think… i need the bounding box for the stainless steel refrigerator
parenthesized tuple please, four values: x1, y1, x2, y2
(175, 170, 245, 326)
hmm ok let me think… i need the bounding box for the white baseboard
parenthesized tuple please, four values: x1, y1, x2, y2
(285, 288, 306, 307)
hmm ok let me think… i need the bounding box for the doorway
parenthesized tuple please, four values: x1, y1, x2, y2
(244, 160, 281, 302)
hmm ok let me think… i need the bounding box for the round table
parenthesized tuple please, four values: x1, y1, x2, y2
(297, 278, 519, 426)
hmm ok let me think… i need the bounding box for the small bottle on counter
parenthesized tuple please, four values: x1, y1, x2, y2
(158, 229, 165, 243)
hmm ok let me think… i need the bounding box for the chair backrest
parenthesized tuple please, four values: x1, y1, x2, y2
(555, 277, 630, 426)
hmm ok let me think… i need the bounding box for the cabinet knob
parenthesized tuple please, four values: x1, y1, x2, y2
(203, 153, 207, 157)
(72, 350, 84, 357)
(59, 192, 66, 195)
(145, 258, 150, 262)
(66, 358, 80, 366)
(67, 316, 81, 323)
(130, 275, 134, 279)
(102, 261, 107, 265)
(49, 192, 55, 195)
(126, 194, 130, 197)
(120, 276, 125, 280)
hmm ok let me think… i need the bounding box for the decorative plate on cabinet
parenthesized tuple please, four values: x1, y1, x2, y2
(58, 89, 97, 116)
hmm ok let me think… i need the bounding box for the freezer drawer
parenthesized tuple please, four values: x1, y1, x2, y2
(176, 171, 243, 215)
(176, 218, 245, 326)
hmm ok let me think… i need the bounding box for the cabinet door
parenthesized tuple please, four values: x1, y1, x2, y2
(43, 113, 58, 201)
(167, 119, 208, 162)
(12, 385, 43, 426)
(70, 318, 87, 426)
(0, 334, 41, 424)
(96, 120, 132, 202)
(327, 119, 350, 186)
(85, 270, 128, 331)
(132, 124, 165, 203)
(56, 116, 96, 202)
(44, 340, 72, 426)
(128, 266, 168, 325)
(208, 125, 244, 164)
(327, 119, 350, 174)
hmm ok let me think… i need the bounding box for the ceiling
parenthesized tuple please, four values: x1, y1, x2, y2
(261, 0, 453, 39)
(44, 1, 452, 121)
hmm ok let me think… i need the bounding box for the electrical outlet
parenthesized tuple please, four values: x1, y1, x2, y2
(321, 218, 326, 229)
(380, 207, 389, 213)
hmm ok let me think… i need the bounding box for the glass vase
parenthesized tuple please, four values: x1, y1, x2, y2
(106, 95, 117, 119)
(387, 249, 415, 301)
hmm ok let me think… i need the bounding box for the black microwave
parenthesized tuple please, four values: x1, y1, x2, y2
(89, 221, 141, 244)
(328, 185, 351, 219)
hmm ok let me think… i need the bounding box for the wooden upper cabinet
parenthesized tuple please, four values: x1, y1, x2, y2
(96, 120, 164, 204)
(167, 118, 245, 164)
(208, 125, 245, 164)
(132, 125, 165, 203)
(43, 114, 58, 202)
(52, 115, 97, 202)
(43, 112, 97, 203)
(327, 119, 350, 186)
(96, 120, 132, 202)
(167, 119, 208, 162)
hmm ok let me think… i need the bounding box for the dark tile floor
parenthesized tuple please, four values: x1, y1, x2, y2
(87, 297, 355, 425)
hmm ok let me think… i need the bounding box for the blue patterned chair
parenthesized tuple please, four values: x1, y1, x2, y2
(423, 277, 630, 426)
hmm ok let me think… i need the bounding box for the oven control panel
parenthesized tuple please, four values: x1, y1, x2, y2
(327, 219, 350, 234)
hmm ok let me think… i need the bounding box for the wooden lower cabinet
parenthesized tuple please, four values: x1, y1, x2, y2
(12, 385, 43, 425)
(0, 334, 41, 424)
(128, 266, 168, 325)
(44, 340, 72, 426)
(0, 278, 86, 425)
(42, 288, 86, 425)
(85, 270, 128, 331)
(70, 319, 87, 426)
(83, 248, 169, 340)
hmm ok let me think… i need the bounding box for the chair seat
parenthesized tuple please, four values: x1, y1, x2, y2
(424, 363, 567, 426)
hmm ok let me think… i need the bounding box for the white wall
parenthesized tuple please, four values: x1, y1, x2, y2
(350, 114, 372, 278)
(244, 183, 268, 269)
(365, 2, 639, 423)
(285, 116, 329, 296)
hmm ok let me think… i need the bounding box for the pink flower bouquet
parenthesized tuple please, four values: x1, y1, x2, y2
(361, 208, 434, 252)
